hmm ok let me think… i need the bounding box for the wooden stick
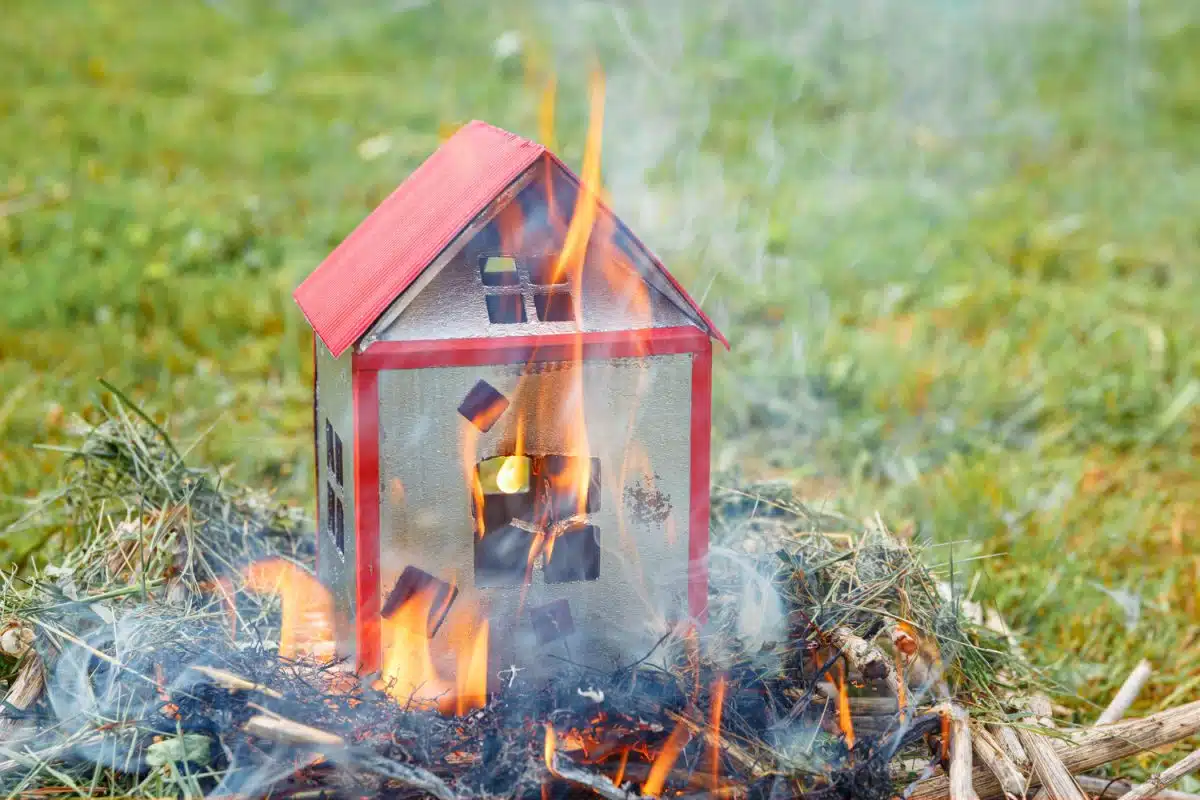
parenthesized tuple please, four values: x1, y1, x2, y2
(828, 626, 902, 697)
(665, 709, 772, 780)
(1014, 696, 1086, 800)
(972, 722, 1027, 800)
(907, 699, 1200, 800)
(549, 752, 650, 800)
(243, 714, 344, 749)
(815, 682, 903, 715)
(1097, 660, 1154, 726)
(948, 705, 980, 800)
(1121, 749, 1200, 800)
(0, 652, 46, 738)
(1075, 774, 1200, 799)
(189, 665, 284, 699)
(987, 723, 1032, 771)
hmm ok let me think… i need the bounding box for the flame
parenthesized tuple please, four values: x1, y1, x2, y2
(462, 421, 485, 539)
(642, 721, 689, 797)
(613, 748, 629, 786)
(544, 723, 558, 774)
(243, 559, 335, 661)
(379, 583, 488, 715)
(240, 559, 486, 716)
(895, 652, 908, 723)
(828, 661, 855, 749)
(710, 675, 727, 789)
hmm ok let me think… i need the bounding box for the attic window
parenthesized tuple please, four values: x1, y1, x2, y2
(478, 253, 578, 325)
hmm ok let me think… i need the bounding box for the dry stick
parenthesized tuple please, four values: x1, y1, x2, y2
(1014, 696, 1086, 800)
(907, 699, 1200, 800)
(1075, 774, 1200, 799)
(665, 709, 773, 780)
(0, 652, 46, 738)
(242, 714, 455, 800)
(828, 626, 902, 697)
(815, 682, 902, 715)
(548, 752, 650, 800)
(1121, 749, 1200, 800)
(1097, 661, 1154, 727)
(972, 722, 1027, 800)
(948, 705, 981, 800)
(189, 665, 284, 699)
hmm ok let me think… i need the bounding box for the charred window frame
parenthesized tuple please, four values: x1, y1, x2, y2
(478, 254, 578, 324)
(325, 419, 346, 558)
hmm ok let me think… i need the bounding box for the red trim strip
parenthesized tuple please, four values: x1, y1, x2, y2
(312, 336, 320, 576)
(688, 341, 713, 623)
(352, 366, 382, 673)
(356, 326, 709, 371)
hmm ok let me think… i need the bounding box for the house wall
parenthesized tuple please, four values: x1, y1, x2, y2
(375, 352, 695, 679)
(315, 339, 357, 662)
(372, 167, 695, 344)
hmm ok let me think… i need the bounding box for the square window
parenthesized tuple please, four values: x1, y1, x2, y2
(458, 379, 509, 433)
(529, 598, 576, 645)
(474, 524, 537, 587)
(485, 293, 526, 324)
(529, 254, 567, 286)
(480, 255, 520, 287)
(534, 290, 577, 322)
(326, 483, 335, 536)
(544, 524, 600, 583)
(382, 565, 458, 636)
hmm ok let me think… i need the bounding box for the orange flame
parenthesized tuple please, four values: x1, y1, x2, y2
(240, 559, 487, 716)
(828, 661, 855, 749)
(613, 748, 630, 786)
(544, 723, 558, 774)
(642, 721, 689, 797)
(710, 675, 727, 788)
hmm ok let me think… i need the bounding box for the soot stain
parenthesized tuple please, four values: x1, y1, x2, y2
(624, 475, 672, 526)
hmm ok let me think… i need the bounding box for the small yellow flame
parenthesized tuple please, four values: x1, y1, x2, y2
(496, 457, 527, 494)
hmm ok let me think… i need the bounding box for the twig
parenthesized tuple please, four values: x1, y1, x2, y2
(828, 626, 902, 698)
(907, 699, 1200, 799)
(242, 714, 455, 800)
(948, 705, 980, 800)
(971, 722, 1026, 800)
(549, 751, 650, 800)
(188, 664, 284, 699)
(1097, 660, 1154, 726)
(666, 709, 773, 780)
(0, 651, 47, 738)
(1015, 696, 1085, 800)
(1075, 774, 1200, 799)
(1121, 749, 1200, 800)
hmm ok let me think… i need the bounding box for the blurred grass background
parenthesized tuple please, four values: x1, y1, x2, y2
(2, 0, 1198, 748)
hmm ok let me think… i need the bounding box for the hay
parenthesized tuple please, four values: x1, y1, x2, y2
(0, 393, 1053, 798)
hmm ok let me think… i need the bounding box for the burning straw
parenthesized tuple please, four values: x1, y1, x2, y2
(1, 398, 1194, 799)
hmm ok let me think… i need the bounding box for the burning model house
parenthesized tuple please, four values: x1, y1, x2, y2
(293, 121, 726, 691)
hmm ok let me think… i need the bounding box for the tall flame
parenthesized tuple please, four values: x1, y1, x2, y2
(642, 721, 689, 797)
(543, 723, 558, 774)
(710, 675, 727, 789)
(240, 560, 487, 716)
(830, 661, 856, 749)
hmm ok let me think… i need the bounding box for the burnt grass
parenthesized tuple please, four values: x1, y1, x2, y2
(0, 400, 1030, 798)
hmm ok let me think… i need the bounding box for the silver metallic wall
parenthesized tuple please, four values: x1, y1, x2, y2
(376, 353, 695, 682)
(314, 340, 358, 663)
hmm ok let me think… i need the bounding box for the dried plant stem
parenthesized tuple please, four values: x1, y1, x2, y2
(1016, 696, 1086, 800)
(948, 705, 980, 800)
(1097, 660, 1154, 726)
(1120, 749, 1200, 800)
(242, 714, 455, 800)
(971, 722, 1027, 800)
(1075, 774, 1200, 799)
(665, 709, 772, 780)
(189, 664, 284, 699)
(907, 699, 1200, 800)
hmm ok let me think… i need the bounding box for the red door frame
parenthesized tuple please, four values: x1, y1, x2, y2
(348, 325, 713, 674)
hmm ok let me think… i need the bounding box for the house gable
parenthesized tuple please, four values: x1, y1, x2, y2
(367, 156, 701, 344)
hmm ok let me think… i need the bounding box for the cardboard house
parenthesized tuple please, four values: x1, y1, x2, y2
(293, 121, 727, 681)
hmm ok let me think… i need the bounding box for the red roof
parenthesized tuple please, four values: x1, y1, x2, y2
(294, 120, 727, 357)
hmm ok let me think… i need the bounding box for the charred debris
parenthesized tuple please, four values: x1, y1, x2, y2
(2, 398, 1197, 799)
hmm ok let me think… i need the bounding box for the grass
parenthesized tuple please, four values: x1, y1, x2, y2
(2, 0, 1199, 773)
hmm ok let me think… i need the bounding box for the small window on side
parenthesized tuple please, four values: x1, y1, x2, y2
(534, 290, 577, 322)
(485, 293, 527, 324)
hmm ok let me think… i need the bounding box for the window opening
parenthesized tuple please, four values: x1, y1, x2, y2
(478, 253, 579, 325)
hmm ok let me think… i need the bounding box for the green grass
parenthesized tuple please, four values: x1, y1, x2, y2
(2, 0, 1199, 763)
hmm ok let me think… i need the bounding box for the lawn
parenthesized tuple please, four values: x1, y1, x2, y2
(2, 0, 1199, 755)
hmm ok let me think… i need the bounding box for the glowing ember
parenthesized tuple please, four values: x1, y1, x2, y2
(642, 721, 689, 797)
